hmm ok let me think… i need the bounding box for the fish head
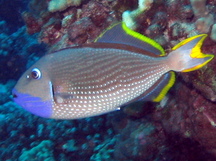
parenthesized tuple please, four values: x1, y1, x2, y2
(12, 57, 53, 118)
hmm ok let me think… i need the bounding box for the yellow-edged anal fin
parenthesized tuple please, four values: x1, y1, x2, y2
(153, 71, 175, 102)
(94, 22, 121, 42)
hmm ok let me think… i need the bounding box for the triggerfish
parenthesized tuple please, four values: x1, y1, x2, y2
(12, 22, 214, 119)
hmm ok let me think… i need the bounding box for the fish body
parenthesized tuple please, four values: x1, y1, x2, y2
(12, 22, 214, 119)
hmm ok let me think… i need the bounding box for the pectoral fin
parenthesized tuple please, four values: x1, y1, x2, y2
(53, 92, 74, 104)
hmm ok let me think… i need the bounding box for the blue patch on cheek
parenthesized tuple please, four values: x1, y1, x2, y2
(12, 88, 52, 118)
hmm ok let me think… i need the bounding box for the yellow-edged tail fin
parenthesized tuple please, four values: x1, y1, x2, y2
(167, 34, 214, 72)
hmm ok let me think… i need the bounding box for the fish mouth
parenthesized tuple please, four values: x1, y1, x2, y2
(13, 94, 17, 98)
(12, 88, 53, 118)
(12, 88, 18, 100)
(12, 92, 17, 98)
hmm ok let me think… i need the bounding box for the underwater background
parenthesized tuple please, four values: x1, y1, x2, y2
(1, 0, 216, 160)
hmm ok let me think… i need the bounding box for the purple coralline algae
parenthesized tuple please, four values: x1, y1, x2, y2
(1, 0, 216, 160)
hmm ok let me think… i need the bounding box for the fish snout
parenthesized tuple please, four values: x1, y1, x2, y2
(12, 88, 19, 99)
(12, 93, 17, 98)
(11, 88, 53, 118)
(12, 90, 18, 98)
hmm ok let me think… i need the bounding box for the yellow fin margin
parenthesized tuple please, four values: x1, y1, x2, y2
(94, 22, 121, 42)
(182, 56, 214, 72)
(153, 71, 175, 102)
(122, 22, 165, 56)
(173, 34, 214, 72)
(172, 34, 207, 50)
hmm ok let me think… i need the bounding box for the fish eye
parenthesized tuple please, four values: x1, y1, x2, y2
(31, 68, 41, 79)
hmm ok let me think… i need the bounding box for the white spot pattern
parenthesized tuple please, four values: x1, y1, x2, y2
(49, 47, 170, 119)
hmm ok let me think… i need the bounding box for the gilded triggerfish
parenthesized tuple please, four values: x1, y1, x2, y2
(12, 22, 214, 119)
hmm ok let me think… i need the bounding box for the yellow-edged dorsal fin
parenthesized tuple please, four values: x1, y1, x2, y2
(121, 22, 165, 56)
(95, 22, 165, 56)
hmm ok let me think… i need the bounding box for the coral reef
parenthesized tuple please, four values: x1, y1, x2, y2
(0, 80, 16, 105)
(190, 0, 213, 34)
(48, 0, 83, 12)
(0, 101, 115, 160)
(152, 81, 216, 158)
(0, 0, 28, 33)
(22, 0, 117, 51)
(122, 0, 154, 30)
(1, 0, 216, 160)
(90, 137, 116, 160)
(21, 0, 216, 46)
(19, 140, 54, 161)
(0, 24, 46, 83)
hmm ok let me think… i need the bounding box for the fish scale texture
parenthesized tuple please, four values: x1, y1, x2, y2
(47, 47, 169, 119)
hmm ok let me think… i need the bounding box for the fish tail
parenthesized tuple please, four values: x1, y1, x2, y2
(167, 34, 214, 72)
